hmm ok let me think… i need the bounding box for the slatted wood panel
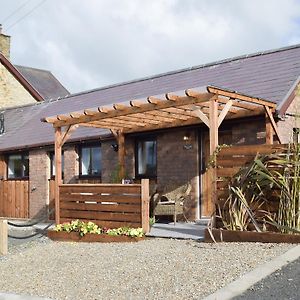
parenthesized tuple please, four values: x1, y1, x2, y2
(59, 183, 144, 228)
(0, 180, 29, 218)
(216, 144, 288, 211)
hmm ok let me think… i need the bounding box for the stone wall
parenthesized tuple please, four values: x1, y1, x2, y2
(0, 62, 37, 108)
(63, 146, 79, 183)
(0, 33, 10, 59)
(277, 89, 300, 143)
(29, 149, 50, 218)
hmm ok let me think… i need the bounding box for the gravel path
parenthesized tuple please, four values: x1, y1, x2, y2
(0, 238, 293, 300)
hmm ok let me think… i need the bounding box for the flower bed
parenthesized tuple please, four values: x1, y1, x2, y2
(205, 228, 300, 243)
(48, 220, 145, 243)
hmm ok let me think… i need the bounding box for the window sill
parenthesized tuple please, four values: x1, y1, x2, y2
(6, 177, 29, 181)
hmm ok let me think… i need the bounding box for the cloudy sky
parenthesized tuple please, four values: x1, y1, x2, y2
(1, 0, 300, 94)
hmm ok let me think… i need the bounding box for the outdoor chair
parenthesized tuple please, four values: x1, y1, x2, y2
(153, 183, 192, 224)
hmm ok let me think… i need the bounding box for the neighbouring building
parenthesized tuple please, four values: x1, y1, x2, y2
(0, 26, 69, 108)
(0, 43, 299, 221)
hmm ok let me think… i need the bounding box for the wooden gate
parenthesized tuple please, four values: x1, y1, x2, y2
(0, 180, 29, 218)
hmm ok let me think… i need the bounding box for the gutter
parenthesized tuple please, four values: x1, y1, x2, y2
(277, 76, 300, 116)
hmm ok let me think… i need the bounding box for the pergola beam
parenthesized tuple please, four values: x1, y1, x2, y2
(207, 86, 277, 108)
(45, 93, 215, 127)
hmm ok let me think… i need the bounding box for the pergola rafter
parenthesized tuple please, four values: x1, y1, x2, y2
(42, 85, 280, 224)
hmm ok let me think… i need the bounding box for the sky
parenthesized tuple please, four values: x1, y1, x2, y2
(0, 0, 300, 94)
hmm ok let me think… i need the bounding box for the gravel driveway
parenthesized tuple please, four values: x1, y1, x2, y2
(0, 238, 293, 300)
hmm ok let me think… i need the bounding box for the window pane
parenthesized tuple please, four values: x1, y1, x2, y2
(81, 148, 91, 175)
(91, 147, 101, 175)
(8, 154, 23, 178)
(137, 140, 156, 176)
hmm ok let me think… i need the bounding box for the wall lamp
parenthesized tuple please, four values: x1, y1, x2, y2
(111, 143, 119, 152)
(183, 133, 192, 150)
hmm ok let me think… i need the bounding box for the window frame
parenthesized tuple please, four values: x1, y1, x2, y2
(293, 128, 300, 144)
(78, 143, 102, 178)
(135, 136, 157, 179)
(49, 151, 64, 179)
(6, 152, 29, 180)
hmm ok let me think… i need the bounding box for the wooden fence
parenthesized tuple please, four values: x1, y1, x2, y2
(58, 179, 149, 232)
(216, 144, 288, 211)
(0, 180, 29, 218)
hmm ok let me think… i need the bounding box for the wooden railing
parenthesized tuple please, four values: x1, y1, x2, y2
(58, 179, 150, 232)
(216, 144, 288, 211)
(0, 180, 29, 218)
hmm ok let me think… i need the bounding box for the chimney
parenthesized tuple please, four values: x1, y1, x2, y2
(0, 25, 11, 59)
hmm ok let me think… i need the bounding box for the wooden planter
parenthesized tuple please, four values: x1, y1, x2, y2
(48, 230, 144, 243)
(205, 228, 300, 243)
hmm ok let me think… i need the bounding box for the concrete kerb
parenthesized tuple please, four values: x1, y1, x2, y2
(0, 293, 52, 300)
(203, 244, 300, 300)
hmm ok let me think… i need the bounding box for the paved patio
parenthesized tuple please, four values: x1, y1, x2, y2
(146, 222, 207, 240)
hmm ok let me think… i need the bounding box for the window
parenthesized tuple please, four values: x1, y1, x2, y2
(49, 152, 64, 177)
(79, 144, 101, 177)
(7, 153, 29, 179)
(135, 138, 157, 178)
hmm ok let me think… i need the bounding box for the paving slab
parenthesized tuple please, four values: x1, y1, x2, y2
(146, 222, 205, 240)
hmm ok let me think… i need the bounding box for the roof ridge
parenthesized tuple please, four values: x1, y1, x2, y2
(63, 43, 300, 100)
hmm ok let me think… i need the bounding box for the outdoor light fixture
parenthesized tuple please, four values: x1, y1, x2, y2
(183, 133, 192, 150)
(111, 143, 119, 152)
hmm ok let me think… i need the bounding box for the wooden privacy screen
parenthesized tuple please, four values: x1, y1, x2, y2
(48, 178, 102, 220)
(0, 180, 29, 218)
(216, 144, 288, 211)
(59, 180, 149, 232)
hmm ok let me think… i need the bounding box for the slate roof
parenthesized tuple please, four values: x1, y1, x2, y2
(1, 43, 300, 152)
(15, 65, 70, 100)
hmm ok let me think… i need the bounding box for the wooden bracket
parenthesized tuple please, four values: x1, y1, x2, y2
(218, 99, 233, 127)
(264, 106, 283, 144)
(193, 108, 210, 128)
(60, 125, 78, 147)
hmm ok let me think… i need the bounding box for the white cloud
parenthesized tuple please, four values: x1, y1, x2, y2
(1, 0, 300, 93)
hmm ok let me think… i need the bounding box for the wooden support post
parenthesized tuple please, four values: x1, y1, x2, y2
(141, 179, 150, 233)
(0, 220, 8, 255)
(117, 130, 125, 181)
(209, 99, 219, 155)
(265, 112, 273, 144)
(208, 98, 219, 218)
(54, 127, 62, 224)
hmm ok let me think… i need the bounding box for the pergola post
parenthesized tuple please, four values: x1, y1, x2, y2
(54, 127, 62, 224)
(209, 98, 219, 154)
(117, 130, 125, 181)
(208, 98, 219, 217)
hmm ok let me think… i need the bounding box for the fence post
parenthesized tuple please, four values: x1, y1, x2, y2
(141, 179, 150, 233)
(0, 220, 8, 255)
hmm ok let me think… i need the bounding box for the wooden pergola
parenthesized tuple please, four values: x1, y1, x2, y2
(42, 85, 280, 223)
